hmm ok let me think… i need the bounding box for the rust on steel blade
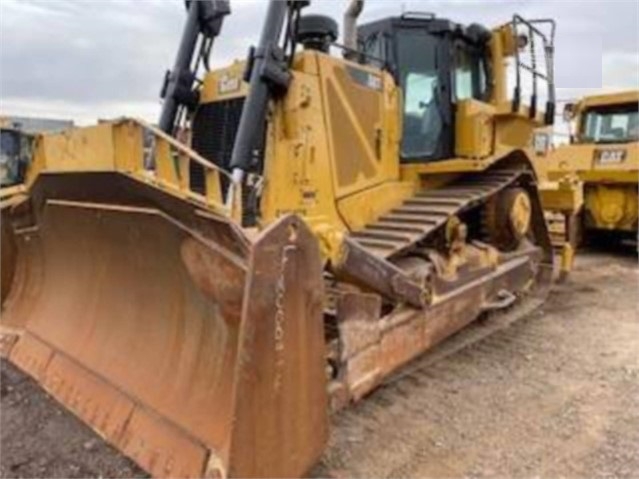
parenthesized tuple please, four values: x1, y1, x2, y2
(228, 216, 328, 478)
(1, 186, 329, 478)
(2, 199, 248, 478)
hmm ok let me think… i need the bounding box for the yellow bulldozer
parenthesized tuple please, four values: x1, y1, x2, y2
(1, 1, 557, 477)
(539, 90, 638, 275)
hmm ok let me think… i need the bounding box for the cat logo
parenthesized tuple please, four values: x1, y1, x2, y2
(595, 149, 626, 165)
(218, 72, 241, 95)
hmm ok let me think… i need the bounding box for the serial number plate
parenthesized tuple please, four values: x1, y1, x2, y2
(595, 149, 626, 164)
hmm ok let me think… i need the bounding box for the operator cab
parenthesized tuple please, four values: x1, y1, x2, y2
(579, 102, 639, 144)
(359, 14, 492, 163)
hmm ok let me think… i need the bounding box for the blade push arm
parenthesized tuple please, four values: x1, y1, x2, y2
(159, 0, 230, 135)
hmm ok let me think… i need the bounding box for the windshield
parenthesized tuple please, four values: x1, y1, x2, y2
(397, 31, 442, 159)
(580, 103, 639, 143)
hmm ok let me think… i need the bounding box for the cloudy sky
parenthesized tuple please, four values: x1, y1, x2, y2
(1, 0, 637, 127)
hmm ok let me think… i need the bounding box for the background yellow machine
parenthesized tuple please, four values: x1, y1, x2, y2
(1, 1, 556, 477)
(540, 90, 638, 274)
(0, 124, 32, 303)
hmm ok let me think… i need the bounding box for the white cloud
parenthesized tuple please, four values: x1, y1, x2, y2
(1, 0, 637, 125)
(603, 52, 639, 89)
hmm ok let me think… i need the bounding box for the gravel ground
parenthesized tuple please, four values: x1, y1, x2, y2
(1, 248, 638, 478)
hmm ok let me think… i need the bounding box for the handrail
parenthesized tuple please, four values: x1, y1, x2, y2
(133, 118, 234, 181)
(1, 118, 241, 221)
(511, 15, 556, 125)
(0, 183, 27, 210)
(0, 183, 26, 200)
(120, 118, 241, 221)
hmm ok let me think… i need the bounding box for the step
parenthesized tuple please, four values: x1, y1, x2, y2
(351, 230, 416, 243)
(355, 238, 406, 251)
(416, 188, 491, 198)
(378, 214, 443, 226)
(392, 205, 457, 216)
(365, 224, 428, 234)
(404, 197, 467, 207)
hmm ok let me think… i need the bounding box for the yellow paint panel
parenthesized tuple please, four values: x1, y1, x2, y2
(539, 180, 584, 213)
(200, 61, 248, 103)
(24, 119, 229, 216)
(580, 90, 639, 109)
(260, 60, 344, 232)
(317, 54, 400, 200)
(112, 121, 144, 173)
(545, 142, 638, 183)
(455, 100, 495, 159)
(36, 124, 117, 174)
(585, 184, 638, 231)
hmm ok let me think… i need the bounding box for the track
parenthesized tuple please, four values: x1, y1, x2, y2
(351, 169, 524, 259)
(2, 249, 638, 478)
(312, 249, 639, 478)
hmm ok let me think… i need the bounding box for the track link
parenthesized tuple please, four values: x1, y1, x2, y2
(350, 169, 526, 259)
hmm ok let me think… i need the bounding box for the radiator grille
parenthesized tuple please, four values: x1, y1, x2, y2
(191, 97, 263, 226)
(191, 98, 245, 195)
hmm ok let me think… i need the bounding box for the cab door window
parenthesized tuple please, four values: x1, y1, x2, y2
(453, 44, 487, 101)
(397, 30, 442, 159)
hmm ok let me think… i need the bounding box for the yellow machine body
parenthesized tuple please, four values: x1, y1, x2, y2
(1, 11, 555, 479)
(539, 91, 638, 273)
(197, 28, 547, 259)
(1, 126, 33, 302)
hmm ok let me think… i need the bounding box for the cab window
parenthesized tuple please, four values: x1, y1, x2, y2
(396, 30, 442, 159)
(453, 44, 487, 101)
(581, 103, 639, 143)
(361, 33, 385, 68)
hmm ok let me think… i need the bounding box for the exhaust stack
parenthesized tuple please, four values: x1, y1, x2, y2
(343, 0, 364, 58)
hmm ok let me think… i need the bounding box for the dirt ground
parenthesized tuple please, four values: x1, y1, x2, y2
(1, 248, 638, 478)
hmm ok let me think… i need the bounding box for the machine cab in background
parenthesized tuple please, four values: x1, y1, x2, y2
(359, 13, 555, 163)
(578, 102, 639, 144)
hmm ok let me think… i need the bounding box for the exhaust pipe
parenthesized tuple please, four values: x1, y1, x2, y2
(343, 0, 364, 58)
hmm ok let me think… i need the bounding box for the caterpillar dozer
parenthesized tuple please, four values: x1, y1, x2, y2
(1, 124, 32, 303)
(539, 90, 638, 275)
(0, 1, 556, 477)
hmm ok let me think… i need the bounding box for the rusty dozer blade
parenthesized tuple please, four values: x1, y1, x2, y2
(1, 179, 328, 478)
